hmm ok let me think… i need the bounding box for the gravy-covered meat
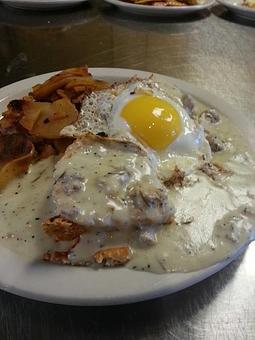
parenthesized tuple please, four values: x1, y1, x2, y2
(52, 134, 175, 231)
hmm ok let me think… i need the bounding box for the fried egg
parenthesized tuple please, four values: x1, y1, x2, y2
(65, 78, 211, 162)
(1, 70, 255, 275)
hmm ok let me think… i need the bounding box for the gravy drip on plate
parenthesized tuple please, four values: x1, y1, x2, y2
(0, 96, 255, 273)
(0, 157, 70, 261)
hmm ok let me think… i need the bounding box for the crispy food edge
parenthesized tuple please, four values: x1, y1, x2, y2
(0, 66, 111, 186)
(94, 247, 132, 266)
(42, 216, 87, 241)
(60, 132, 147, 161)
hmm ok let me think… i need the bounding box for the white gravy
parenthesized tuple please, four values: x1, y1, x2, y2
(0, 97, 255, 273)
(53, 138, 173, 229)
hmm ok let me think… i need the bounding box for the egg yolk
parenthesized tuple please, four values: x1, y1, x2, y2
(121, 95, 182, 150)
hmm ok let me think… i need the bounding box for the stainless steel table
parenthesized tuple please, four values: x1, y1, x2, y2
(0, 1, 255, 339)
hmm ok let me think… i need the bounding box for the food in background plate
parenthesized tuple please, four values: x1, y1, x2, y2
(122, 0, 202, 7)
(0, 67, 255, 273)
(243, 0, 255, 8)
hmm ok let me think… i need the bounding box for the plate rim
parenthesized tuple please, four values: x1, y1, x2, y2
(2, 0, 88, 10)
(217, 0, 255, 16)
(0, 67, 252, 306)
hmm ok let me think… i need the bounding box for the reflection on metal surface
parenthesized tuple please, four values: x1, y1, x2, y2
(6, 52, 28, 74)
(0, 1, 254, 117)
(0, 2, 97, 28)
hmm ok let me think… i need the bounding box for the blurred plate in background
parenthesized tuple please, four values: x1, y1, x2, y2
(2, 0, 88, 10)
(217, 0, 255, 19)
(104, 0, 215, 16)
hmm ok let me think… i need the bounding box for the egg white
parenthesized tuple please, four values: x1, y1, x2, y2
(109, 82, 211, 161)
(62, 77, 211, 175)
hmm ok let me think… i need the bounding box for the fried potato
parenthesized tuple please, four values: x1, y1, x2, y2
(0, 134, 33, 163)
(19, 101, 44, 131)
(36, 144, 56, 160)
(44, 246, 132, 267)
(42, 214, 132, 267)
(4, 99, 27, 122)
(94, 247, 131, 266)
(4, 96, 78, 139)
(31, 67, 90, 101)
(43, 216, 87, 241)
(0, 134, 34, 190)
(0, 66, 110, 187)
(52, 137, 75, 154)
(0, 99, 31, 135)
(0, 97, 77, 186)
(180, 0, 198, 5)
(31, 66, 110, 104)
(124, 0, 197, 5)
(19, 98, 78, 139)
(64, 77, 109, 91)
(243, 0, 255, 8)
(43, 251, 70, 265)
(0, 154, 34, 190)
(0, 116, 19, 135)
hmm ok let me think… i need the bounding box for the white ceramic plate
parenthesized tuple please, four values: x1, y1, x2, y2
(0, 68, 253, 306)
(2, 0, 88, 10)
(217, 0, 255, 19)
(104, 0, 214, 16)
